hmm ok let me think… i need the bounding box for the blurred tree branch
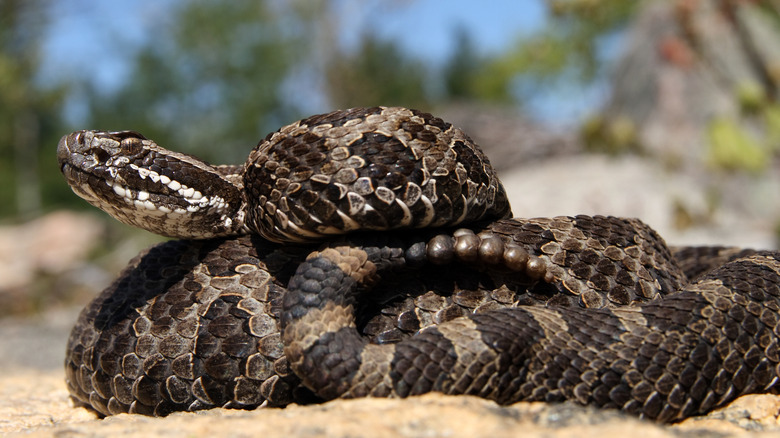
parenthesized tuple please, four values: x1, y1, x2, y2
(0, 0, 71, 220)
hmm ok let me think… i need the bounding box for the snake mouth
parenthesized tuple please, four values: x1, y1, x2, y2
(58, 129, 245, 238)
(64, 160, 226, 218)
(61, 153, 238, 237)
(58, 130, 223, 214)
(59, 162, 104, 207)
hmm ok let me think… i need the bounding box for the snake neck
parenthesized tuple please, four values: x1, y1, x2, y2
(57, 130, 248, 239)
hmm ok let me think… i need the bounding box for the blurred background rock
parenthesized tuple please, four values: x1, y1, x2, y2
(2, 0, 779, 317)
(4, 1, 780, 434)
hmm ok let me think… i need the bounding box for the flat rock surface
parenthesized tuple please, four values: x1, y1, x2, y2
(2, 371, 779, 438)
(2, 350, 779, 438)
(2, 308, 779, 437)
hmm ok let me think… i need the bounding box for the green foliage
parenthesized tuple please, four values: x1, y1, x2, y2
(85, 0, 307, 165)
(581, 114, 639, 155)
(707, 117, 770, 173)
(775, 219, 780, 248)
(436, 0, 640, 107)
(707, 79, 780, 174)
(326, 1, 642, 110)
(0, 0, 73, 220)
(325, 35, 431, 110)
(505, 0, 639, 85)
(442, 28, 479, 100)
(736, 80, 766, 114)
(763, 103, 780, 149)
(440, 27, 504, 103)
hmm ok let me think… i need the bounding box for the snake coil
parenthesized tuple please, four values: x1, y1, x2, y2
(59, 107, 780, 422)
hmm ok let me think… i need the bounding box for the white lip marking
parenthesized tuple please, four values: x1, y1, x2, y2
(168, 180, 181, 191)
(112, 184, 126, 198)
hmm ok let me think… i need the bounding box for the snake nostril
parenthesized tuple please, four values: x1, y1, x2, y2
(93, 148, 111, 163)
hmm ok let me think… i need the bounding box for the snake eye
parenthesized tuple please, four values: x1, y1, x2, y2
(120, 137, 143, 155)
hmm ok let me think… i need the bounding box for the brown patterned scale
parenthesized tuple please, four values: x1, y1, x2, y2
(64, 226, 555, 416)
(58, 107, 779, 423)
(57, 107, 510, 242)
(280, 223, 780, 423)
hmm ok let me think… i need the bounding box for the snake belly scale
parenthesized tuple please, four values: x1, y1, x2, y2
(58, 106, 780, 422)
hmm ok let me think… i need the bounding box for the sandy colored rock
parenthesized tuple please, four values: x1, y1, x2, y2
(0, 370, 95, 434)
(2, 307, 779, 437)
(677, 394, 780, 433)
(0, 211, 104, 292)
(500, 154, 777, 249)
(2, 377, 780, 438)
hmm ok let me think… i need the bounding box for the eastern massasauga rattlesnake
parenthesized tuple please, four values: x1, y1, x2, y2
(58, 106, 780, 422)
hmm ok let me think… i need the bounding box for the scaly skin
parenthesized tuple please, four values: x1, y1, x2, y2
(59, 107, 777, 423)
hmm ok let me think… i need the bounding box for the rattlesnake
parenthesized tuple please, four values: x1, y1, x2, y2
(59, 107, 780, 422)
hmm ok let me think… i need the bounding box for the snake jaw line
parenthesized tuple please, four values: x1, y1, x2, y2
(58, 130, 246, 239)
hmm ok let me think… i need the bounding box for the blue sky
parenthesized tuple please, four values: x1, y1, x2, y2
(342, 0, 547, 59)
(39, 0, 605, 125)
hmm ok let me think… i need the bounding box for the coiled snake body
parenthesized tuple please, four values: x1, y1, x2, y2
(59, 107, 780, 422)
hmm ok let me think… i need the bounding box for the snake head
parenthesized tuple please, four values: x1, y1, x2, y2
(58, 130, 247, 238)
